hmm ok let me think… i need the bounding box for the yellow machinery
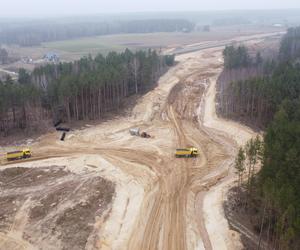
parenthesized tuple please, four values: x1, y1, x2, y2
(6, 149, 31, 161)
(175, 147, 199, 158)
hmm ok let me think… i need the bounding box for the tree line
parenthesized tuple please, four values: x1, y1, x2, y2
(218, 61, 300, 128)
(223, 45, 260, 69)
(0, 46, 18, 65)
(234, 100, 300, 249)
(223, 28, 300, 249)
(217, 40, 298, 128)
(279, 26, 300, 61)
(0, 47, 9, 64)
(0, 19, 195, 46)
(0, 49, 175, 135)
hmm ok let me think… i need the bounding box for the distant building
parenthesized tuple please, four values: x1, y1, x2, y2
(21, 57, 33, 64)
(44, 52, 60, 63)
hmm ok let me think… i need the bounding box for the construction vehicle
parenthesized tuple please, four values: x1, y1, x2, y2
(140, 132, 151, 138)
(6, 149, 32, 161)
(129, 128, 140, 136)
(175, 147, 199, 158)
(129, 128, 151, 138)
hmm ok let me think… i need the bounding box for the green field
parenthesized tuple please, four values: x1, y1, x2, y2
(42, 31, 243, 54)
(42, 25, 283, 55)
(43, 37, 126, 54)
(5, 24, 283, 71)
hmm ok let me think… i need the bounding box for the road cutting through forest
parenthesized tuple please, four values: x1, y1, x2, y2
(0, 34, 273, 250)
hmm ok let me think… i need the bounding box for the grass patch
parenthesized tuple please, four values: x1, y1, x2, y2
(43, 37, 125, 54)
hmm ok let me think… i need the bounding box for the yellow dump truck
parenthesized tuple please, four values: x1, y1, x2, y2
(175, 147, 199, 158)
(6, 149, 31, 161)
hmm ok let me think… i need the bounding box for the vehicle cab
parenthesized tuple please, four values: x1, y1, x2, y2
(191, 147, 199, 156)
(23, 149, 32, 158)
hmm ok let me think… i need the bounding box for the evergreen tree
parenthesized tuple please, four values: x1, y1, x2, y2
(234, 147, 246, 192)
(0, 49, 174, 135)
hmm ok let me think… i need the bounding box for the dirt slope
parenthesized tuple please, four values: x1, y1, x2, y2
(0, 35, 270, 250)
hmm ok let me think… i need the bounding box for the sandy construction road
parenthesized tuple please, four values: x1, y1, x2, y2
(0, 35, 269, 250)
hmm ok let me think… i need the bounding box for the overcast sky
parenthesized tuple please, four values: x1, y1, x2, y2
(1, 0, 300, 17)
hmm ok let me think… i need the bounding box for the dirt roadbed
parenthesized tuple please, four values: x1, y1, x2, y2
(0, 33, 272, 250)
